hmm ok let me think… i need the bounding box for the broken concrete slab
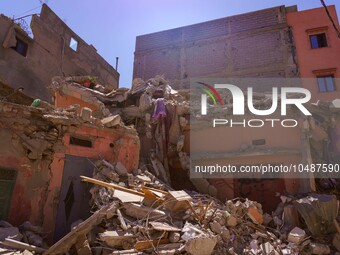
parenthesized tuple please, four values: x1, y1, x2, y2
(0, 221, 13, 228)
(0, 227, 23, 242)
(310, 242, 330, 255)
(80, 107, 92, 122)
(330, 99, 340, 109)
(101, 115, 121, 128)
(99, 230, 136, 249)
(226, 215, 238, 227)
(164, 190, 192, 213)
(260, 242, 279, 255)
(209, 221, 222, 234)
(115, 162, 128, 176)
(287, 227, 306, 244)
(123, 203, 167, 220)
(293, 194, 338, 236)
(168, 232, 180, 243)
(185, 236, 217, 255)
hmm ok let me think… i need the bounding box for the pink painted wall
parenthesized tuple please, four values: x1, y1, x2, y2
(54, 92, 99, 113)
(190, 122, 304, 211)
(42, 125, 140, 240)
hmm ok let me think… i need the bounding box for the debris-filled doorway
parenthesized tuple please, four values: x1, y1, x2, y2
(0, 168, 17, 220)
(54, 155, 94, 241)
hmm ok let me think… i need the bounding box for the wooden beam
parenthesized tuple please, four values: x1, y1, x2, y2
(117, 208, 128, 231)
(134, 239, 169, 250)
(44, 203, 117, 255)
(129, 184, 168, 195)
(0, 238, 46, 253)
(80, 176, 145, 197)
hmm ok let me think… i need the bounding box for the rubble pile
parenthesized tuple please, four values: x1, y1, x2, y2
(120, 75, 191, 185)
(50, 75, 191, 187)
(84, 160, 340, 255)
(4, 159, 332, 255)
(0, 221, 46, 254)
(1, 76, 340, 255)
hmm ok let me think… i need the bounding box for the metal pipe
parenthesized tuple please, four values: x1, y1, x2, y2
(115, 57, 119, 71)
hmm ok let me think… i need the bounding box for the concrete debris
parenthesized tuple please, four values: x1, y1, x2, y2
(0, 227, 23, 242)
(293, 194, 338, 236)
(226, 215, 238, 227)
(0, 221, 47, 254)
(185, 236, 217, 255)
(2, 75, 340, 255)
(209, 221, 222, 234)
(101, 114, 122, 128)
(80, 106, 93, 121)
(287, 227, 306, 244)
(310, 242, 331, 254)
(99, 230, 136, 249)
(333, 233, 340, 252)
(37, 158, 332, 255)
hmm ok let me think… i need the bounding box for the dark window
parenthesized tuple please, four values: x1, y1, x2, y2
(252, 139, 266, 146)
(11, 37, 28, 56)
(310, 33, 328, 49)
(317, 75, 335, 92)
(69, 136, 92, 147)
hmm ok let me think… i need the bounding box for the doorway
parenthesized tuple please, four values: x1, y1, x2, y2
(54, 155, 94, 241)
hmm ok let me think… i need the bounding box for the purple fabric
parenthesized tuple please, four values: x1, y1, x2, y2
(152, 98, 166, 119)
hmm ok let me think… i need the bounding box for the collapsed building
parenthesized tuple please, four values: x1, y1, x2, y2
(0, 77, 140, 242)
(0, 76, 340, 255)
(0, 4, 119, 102)
(0, 2, 340, 255)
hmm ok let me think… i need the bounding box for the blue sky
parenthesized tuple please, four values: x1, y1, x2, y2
(0, 0, 339, 88)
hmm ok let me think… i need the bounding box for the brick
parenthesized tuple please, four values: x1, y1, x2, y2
(133, 6, 297, 89)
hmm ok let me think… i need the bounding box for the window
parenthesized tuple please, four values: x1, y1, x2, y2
(252, 139, 266, 146)
(69, 37, 78, 51)
(309, 33, 328, 49)
(317, 75, 335, 92)
(69, 136, 92, 147)
(11, 37, 28, 56)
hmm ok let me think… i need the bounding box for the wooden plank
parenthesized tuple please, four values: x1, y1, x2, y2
(111, 249, 141, 254)
(123, 203, 166, 220)
(129, 184, 168, 195)
(74, 235, 92, 255)
(117, 209, 128, 231)
(134, 239, 169, 250)
(80, 176, 145, 197)
(44, 203, 117, 255)
(149, 222, 181, 232)
(0, 238, 46, 253)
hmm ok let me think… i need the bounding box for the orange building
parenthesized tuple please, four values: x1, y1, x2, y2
(0, 81, 140, 243)
(287, 5, 340, 102)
